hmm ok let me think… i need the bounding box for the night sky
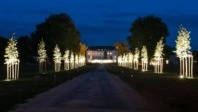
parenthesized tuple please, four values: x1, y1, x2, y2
(0, 0, 198, 50)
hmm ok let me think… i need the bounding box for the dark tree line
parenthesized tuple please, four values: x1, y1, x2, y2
(127, 15, 169, 58)
(31, 13, 81, 60)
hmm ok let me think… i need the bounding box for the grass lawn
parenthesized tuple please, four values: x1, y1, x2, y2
(106, 64, 198, 112)
(0, 64, 97, 112)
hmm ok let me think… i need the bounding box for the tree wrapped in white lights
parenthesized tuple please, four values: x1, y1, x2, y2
(134, 48, 140, 70)
(118, 55, 122, 66)
(53, 44, 62, 72)
(154, 37, 164, 73)
(38, 39, 47, 74)
(70, 51, 74, 69)
(126, 53, 130, 68)
(128, 52, 133, 69)
(75, 54, 79, 68)
(4, 34, 20, 80)
(141, 46, 148, 71)
(175, 26, 193, 78)
(79, 54, 85, 67)
(63, 50, 70, 70)
(123, 53, 127, 67)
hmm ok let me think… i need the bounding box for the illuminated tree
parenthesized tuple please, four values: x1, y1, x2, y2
(79, 43, 87, 55)
(70, 51, 74, 69)
(75, 54, 79, 68)
(123, 53, 127, 67)
(53, 44, 62, 72)
(134, 48, 140, 69)
(79, 54, 86, 67)
(175, 26, 193, 78)
(126, 53, 130, 68)
(114, 42, 129, 56)
(141, 46, 148, 71)
(38, 39, 47, 74)
(63, 50, 70, 70)
(128, 52, 133, 69)
(77, 43, 86, 67)
(118, 55, 122, 66)
(4, 34, 20, 80)
(153, 37, 164, 73)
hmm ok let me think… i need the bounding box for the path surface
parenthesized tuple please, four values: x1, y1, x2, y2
(10, 65, 167, 112)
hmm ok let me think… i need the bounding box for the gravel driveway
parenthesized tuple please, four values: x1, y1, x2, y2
(10, 65, 167, 112)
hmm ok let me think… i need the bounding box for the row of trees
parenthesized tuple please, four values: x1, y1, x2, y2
(1, 13, 87, 80)
(38, 39, 86, 74)
(3, 36, 86, 80)
(0, 13, 86, 65)
(116, 15, 193, 78)
(118, 37, 164, 74)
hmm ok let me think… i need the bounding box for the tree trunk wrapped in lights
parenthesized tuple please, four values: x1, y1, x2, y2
(4, 34, 20, 81)
(53, 44, 62, 72)
(175, 26, 193, 78)
(75, 54, 79, 68)
(70, 52, 74, 69)
(118, 55, 122, 66)
(123, 53, 127, 67)
(126, 53, 130, 68)
(38, 39, 47, 74)
(134, 48, 140, 70)
(141, 46, 148, 71)
(79, 54, 85, 67)
(153, 37, 164, 73)
(128, 52, 133, 69)
(63, 50, 70, 70)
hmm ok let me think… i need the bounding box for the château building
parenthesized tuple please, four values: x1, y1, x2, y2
(86, 46, 118, 63)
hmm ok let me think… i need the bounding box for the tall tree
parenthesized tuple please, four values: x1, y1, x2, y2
(79, 43, 87, 55)
(127, 15, 169, 58)
(114, 42, 129, 56)
(31, 13, 80, 60)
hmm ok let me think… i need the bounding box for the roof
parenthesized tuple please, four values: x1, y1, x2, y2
(87, 46, 117, 51)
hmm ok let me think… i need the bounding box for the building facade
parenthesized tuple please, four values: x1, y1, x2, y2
(86, 46, 118, 63)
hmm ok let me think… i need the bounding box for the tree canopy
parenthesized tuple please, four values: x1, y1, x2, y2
(31, 13, 80, 60)
(114, 42, 129, 56)
(175, 25, 191, 57)
(127, 15, 169, 58)
(79, 43, 87, 55)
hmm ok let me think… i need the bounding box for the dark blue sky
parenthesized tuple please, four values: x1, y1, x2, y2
(0, 0, 198, 50)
